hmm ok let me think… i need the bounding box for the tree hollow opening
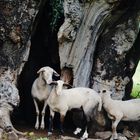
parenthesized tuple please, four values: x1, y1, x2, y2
(13, 0, 64, 130)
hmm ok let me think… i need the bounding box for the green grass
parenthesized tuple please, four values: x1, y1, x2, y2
(23, 132, 49, 140)
(131, 83, 140, 98)
(131, 61, 140, 98)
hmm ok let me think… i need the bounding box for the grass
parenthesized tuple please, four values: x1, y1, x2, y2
(131, 61, 140, 98)
(131, 83, 140, 98)
(20, 132, 50, 140)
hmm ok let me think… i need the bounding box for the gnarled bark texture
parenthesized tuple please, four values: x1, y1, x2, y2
(58, 0, 111, 87)
(0, 0, 39, 137)
(58, 0, 140, 98)
(58, 0, 140, 132)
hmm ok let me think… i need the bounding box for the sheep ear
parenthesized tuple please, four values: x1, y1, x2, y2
(50, 81, 58, 86)
(37, 68, 45, 74)
(53, 70, 60, 77)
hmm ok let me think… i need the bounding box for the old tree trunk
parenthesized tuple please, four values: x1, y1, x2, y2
(0, 0, 140, 138)
(59, 0, 140, 97)
(0, 0, 39, 138)
(58, 0, 140, 133)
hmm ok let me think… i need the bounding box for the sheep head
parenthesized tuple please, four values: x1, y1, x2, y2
(37, 66, 60, 84)
(50, 80, 72, 95)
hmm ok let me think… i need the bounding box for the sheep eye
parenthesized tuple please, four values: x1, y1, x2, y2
(102, 90, 106, 93)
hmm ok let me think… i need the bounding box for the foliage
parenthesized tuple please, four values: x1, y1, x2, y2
(49, 0, 64, 32)
(25, 132, 49, 140)
(131, 83, 140, 98)
(131, 61, 140, 98)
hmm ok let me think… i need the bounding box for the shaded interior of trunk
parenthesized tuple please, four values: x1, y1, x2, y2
(12, 0, 77, 132)
(12, 0, 66, 129)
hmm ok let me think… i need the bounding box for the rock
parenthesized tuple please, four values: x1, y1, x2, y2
(95, 131, 112, 139)
(19, 138, 28, 140)
(0, 128, 3, 139)
(60, 136, 79, 140)
(60, 135, 101, 140)
(7, 131, 18, 140)
(123, 129, 134, 138)
(118, 133, 128, 140)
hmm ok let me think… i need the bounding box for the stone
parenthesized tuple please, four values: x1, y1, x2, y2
(7, 131, 18, 140)
(95, 131, 112, 139)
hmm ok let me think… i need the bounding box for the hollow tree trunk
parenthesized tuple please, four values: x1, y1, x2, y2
(58, 0, 140, 99)
(0, 0, 39, 136)
(58, 0, 140, 132)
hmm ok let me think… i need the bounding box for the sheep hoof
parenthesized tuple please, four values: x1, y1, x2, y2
(40, 125, 45, 130)
(73, 128, 82, 135)
(47, 132, 52, 136)
(35, 124, 39, 130)
(81, 131, 88, 140)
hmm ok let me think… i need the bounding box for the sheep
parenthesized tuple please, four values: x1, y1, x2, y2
(101, 90, 140, 140)
(47, 80, 102, 140)
(60, 66, 89, 135)
(31, 66, 59, 129)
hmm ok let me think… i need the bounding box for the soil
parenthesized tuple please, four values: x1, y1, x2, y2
(16, 126, 78, 140)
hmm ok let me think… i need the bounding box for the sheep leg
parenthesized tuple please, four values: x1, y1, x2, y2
(81, 127, 88, 140)
(33, 98, 40, 129)
(110, 118, 121, 140)
(40, 100, 48, 129)
(81, 115, 89, 140)
(48, 109, 55, 136)
(59, 112, 66, 134)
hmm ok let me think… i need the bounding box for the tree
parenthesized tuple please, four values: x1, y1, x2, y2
(0, 0, 39, 137)
(58, 0, 140, 97)
(58, 0, 140, 131)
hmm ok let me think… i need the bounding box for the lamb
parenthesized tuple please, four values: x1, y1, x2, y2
(31, 66, 59, 129)
(101, 90, 140, 140)
(47, 80, 102, 139)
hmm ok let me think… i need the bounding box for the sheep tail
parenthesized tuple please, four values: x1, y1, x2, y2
(98, 98, 102, 111)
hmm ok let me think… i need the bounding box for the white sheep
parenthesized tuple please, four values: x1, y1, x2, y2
(47, 80, 102, 139)
(31, 66, 59, 129)
(101, 90, 140, 140)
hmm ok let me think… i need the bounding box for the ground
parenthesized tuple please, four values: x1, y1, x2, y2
(16, 126, 81, 140)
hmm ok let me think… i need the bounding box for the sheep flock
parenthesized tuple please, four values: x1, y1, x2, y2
(30, 66, 140, 140)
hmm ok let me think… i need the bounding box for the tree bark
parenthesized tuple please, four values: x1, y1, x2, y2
(58, 0, 111, 87)
(58, 0, 140, 132)
(0, 0, 39, 136)
(91, 2, 140, 99)
(58, 0, 140, 98)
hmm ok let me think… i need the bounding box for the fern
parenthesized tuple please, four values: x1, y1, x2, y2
(49, 0, 64, 32)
